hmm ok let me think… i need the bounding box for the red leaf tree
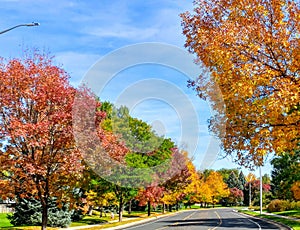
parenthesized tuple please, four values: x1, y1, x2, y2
(0, 53, 103, 230)
(136, 183, 164, 216)
(228, 188, 244, 205)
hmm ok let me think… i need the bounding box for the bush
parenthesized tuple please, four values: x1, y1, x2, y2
(290, 201, 300, 210)
(267, 199, 293, 212)
(8, 197, 73, 228)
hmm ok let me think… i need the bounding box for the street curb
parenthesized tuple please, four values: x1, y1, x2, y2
(103, 210, 195, 230)
(237, 211, 293, 230)
(63, 210, 188, 230)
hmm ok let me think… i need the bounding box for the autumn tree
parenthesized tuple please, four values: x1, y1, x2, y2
(247, 180, 271, 206)
(245, 173, 257, 183)
(291, 181, 300, 201)
(228, 188, 244, 206)
(180, 158, 201, 208)
(0, 53, 100, 229)
(181, 0, 300, 168)
(83, 169, 118, 217)
(160, 152, 197, 212)
(205, 171, 229, 206)
(197, 180, 212, 207)
(243, 172, 256, 206)
(136, 184, 164, 216)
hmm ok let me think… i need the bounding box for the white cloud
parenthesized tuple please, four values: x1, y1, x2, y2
(87, 24, 159, 41)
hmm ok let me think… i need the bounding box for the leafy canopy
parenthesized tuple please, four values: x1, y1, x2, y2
(181, 0, 300, 167)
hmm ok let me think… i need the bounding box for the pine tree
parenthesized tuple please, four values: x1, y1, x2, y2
(238, 172, 246, 190)
(8, 197, 73, 228)
(226, 171, 239, 189)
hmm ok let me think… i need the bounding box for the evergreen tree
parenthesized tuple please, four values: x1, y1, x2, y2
(217, 168, 239, 183)
(226, 171, 239, 189)
(238, 171, 246, 190)
(8, 197, 73, 228)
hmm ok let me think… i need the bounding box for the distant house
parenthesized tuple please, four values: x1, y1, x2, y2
(0, 199, 15, 213)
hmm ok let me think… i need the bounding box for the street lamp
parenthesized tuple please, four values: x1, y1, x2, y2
(248, 174, 254, 208)
(0, 22, 40, 35)
(259, 165, 263, 215)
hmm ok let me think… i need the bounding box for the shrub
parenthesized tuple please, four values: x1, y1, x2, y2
(267, 199, 293, 212)
(290, 201, 300, 210)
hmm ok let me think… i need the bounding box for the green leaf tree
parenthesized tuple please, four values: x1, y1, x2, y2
(271, 152, 300, 200)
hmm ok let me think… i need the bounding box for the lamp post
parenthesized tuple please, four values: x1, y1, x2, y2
(259, 165, 263, 215)
(0, 22, 40, 35)
(249, 174, 253, 208)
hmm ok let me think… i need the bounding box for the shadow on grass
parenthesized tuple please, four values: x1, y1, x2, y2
(72, 216, 109, 226)
(123, 214, 143, 218)
(274, 210, 300, 218)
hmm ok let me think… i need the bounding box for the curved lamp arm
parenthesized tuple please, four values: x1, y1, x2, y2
(0, 22, 40, 35)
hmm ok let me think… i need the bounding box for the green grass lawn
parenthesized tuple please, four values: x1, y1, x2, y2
(70, 210, 161, 227)
(240, 210, 300, 230)
(273, 210, 300, 219)
(0, 213, 59, 229)
(0, 210, 160, 229)
(0, 209, 189, 229)
(0, 213, 13, 228)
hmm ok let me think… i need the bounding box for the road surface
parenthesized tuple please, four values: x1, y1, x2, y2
(123, 208, 288, 230)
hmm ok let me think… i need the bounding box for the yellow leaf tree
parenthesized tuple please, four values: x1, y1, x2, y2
(246, 173, 257, 182)
(181, 159, 201, 206)
(291, 181, 300, 201)
(205, 171, 229, 206)
(197, 179, 212, 206)
(181, 0, 300, 168)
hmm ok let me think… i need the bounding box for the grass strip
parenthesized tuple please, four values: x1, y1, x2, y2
(240, 210, 300, 230)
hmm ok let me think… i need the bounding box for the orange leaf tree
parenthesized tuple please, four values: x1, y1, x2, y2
(0, 53, 104, 230)
(181, 0, 300, 167)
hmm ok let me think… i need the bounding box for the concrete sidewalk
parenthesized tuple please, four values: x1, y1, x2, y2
(62, 217, 140, 230)
(254, 210, 300, 222)
(62, 212, 178, 230)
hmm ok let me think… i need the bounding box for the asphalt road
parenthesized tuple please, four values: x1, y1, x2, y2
(122, 208, 288, 230)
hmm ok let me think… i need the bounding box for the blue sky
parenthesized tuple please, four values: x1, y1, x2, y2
(0, 0, 272, 176)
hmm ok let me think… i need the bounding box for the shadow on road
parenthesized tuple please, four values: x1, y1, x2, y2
(161, 217, 278, 229)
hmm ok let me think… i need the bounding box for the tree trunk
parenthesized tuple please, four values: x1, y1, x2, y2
(118, 195, 123, 222)
(162, 203, 165, 214)
(100, 206, 103, 217)
(41, 202, 48, 230)
(147, 201, 151, 216)
(128, 199, 132, 214)
(88, 205, 93, 215)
